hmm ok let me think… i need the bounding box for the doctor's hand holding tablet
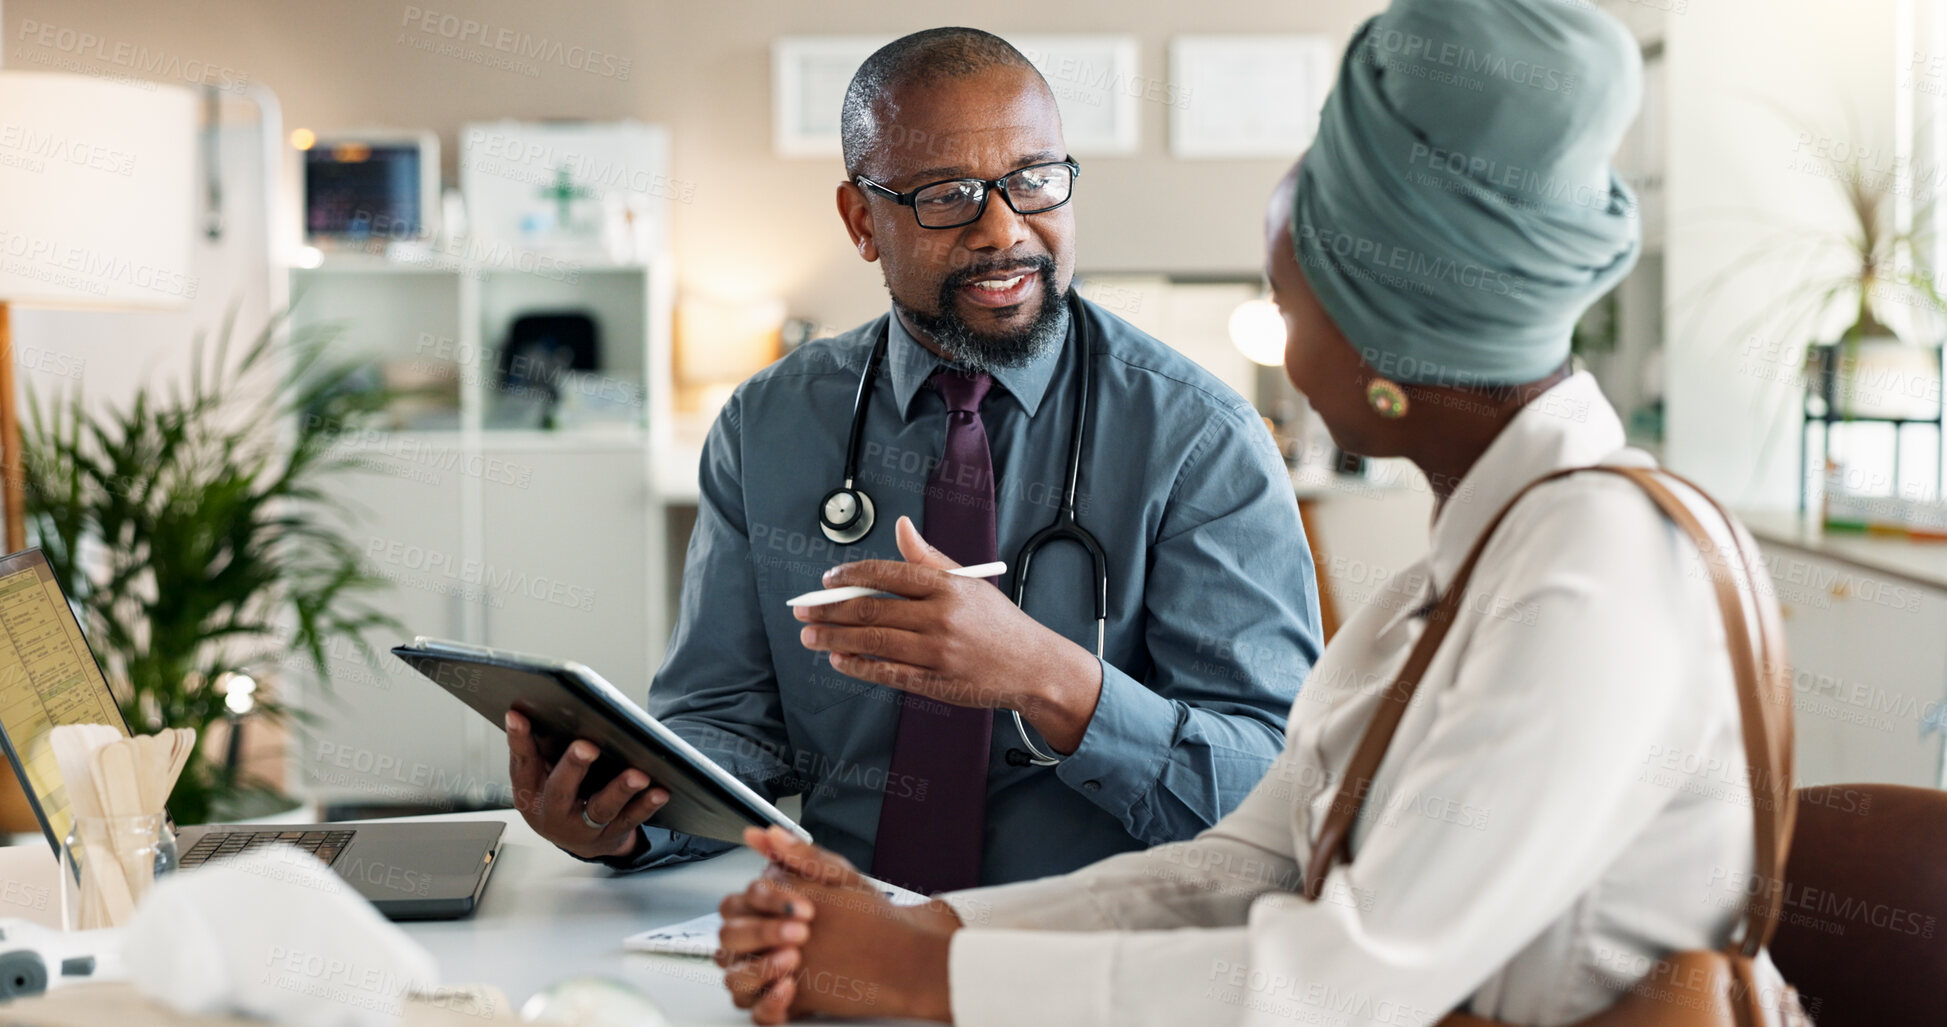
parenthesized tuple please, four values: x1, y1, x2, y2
(505, 710, 672, 860)
(506, 515, 1104, 861)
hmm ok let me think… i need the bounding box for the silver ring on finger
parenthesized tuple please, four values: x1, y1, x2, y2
(580, 805, 610, 831)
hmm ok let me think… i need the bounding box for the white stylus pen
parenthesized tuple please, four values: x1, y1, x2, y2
(785, 561, 1008, 608)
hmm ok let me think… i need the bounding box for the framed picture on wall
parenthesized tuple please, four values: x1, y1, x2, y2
(771, 34, 1141, 159)
(1169, 35, 1334, 159)
(772, 36, 892, 158)
(1006, 34, 1141, 156)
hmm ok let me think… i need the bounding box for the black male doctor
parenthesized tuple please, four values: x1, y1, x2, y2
(504, 27, 1321, 894)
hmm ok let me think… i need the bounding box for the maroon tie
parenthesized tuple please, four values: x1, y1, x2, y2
(869, 370, 997, 893)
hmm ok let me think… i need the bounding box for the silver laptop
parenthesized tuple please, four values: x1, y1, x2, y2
(0, 549, 502, 920)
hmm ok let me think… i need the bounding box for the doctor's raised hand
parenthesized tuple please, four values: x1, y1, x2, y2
(795, 516, 1104, 754)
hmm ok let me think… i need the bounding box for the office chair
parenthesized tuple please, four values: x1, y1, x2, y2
(1767, 783, 1947, 1026)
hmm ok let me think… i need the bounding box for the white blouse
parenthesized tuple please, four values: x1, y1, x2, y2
(942, 373, 1767, 1027)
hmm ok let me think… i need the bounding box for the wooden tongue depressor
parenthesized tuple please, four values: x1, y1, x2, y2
(49, 725, 112, 926)
(46, 725, 199, 927)
(129, 734, 158, 812)
(166, 728, 194, 801)
(88, 740, 143, 926)
(47, 728, 199, 927)
(143, 728, 194, 819)
(132, 733, 173, 814)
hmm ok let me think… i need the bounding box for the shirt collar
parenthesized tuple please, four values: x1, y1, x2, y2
(1424, 371, 1628, 592)
(885, 306, 1067, 420)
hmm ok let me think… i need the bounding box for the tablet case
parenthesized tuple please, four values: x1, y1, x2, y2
(390, 638, 806, 845)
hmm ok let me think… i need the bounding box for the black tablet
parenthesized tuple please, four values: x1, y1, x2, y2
(391, 637, 807, 845)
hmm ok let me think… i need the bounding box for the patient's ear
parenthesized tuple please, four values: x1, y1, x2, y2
(836, 182, 879, 262)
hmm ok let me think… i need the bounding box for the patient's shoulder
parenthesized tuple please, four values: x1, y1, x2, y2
(1488, 464, 1730, 596)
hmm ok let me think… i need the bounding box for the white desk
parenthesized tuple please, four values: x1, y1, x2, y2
(400, 810, 763, 1024)
(0, 810, 890, 1026)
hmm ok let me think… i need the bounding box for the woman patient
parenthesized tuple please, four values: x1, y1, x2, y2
(714, 0, 1784, 1023)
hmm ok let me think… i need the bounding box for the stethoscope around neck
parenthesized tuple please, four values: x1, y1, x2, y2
(816, 291, 1109, 767)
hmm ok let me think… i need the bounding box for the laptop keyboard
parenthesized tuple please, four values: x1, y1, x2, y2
(179, 829, 356, 869)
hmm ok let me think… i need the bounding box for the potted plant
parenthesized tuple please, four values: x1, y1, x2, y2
(1793, 168, 1943, 422)
(23, 315, 399, 824)
(1694, 121, 1943, 372)
(1689, 116, 1947, 513)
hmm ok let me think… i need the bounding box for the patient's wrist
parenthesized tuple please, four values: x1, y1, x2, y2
(902, 906, 960, 1022)
(913, 897, 967, 932)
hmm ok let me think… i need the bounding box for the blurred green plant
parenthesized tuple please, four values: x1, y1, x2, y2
(1689, 113, 1947, 397)
(1674, 110, 1947, 500)
(23, 313, 397, 824)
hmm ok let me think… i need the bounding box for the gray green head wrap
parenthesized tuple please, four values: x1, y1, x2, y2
(1292, 0, 1643, 387)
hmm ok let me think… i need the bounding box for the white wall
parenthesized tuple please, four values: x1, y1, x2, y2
(11, 0, 1904, 513)
(3, 0, 1385, 345)
(6, 91, 277, 422)
(1663, 0, 1904, 509)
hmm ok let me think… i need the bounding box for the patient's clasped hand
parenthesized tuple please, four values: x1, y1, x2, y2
(715, 826, 961, 1023)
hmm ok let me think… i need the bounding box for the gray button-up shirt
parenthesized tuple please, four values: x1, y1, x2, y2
(616, 296, 1321, 885)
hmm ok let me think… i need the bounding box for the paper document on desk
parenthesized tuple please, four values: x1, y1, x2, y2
(625, 878, 929, 957)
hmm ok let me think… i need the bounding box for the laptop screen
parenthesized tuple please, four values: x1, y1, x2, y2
(0, 550, 130, 851)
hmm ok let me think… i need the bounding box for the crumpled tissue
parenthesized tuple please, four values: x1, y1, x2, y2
(123, 843, 440, 1027)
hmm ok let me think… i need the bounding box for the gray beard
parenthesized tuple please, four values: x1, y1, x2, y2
(895, 286, 1071, 374)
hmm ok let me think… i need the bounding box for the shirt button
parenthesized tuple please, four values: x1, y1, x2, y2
(1083, 780, 1102, 792)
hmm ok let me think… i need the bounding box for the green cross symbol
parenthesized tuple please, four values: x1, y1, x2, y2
(538, 166, 597, 228)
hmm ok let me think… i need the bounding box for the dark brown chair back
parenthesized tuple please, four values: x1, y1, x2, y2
(1768, 783, 1947, 1026)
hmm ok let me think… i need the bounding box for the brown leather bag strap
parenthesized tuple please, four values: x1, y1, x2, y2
(1301, 466, 1585, 900)
(1639, 469, 1797, 955)
(1300, 467, 1793, 966)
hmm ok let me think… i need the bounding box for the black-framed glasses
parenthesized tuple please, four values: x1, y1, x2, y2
(855, 159, 1080, 229)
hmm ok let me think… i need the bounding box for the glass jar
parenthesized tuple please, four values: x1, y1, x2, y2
(60, 813, 177, 930)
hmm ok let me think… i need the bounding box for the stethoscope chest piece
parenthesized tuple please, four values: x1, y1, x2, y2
(818, 486, 875, 544)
